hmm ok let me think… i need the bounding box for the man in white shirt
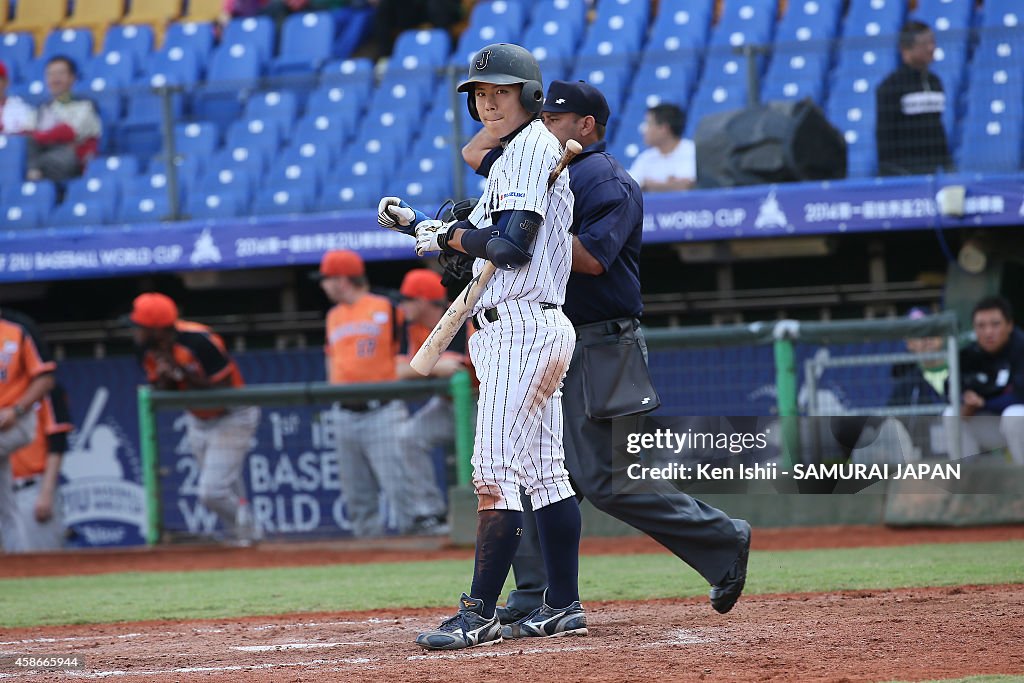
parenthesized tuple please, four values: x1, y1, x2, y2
(0, 61, 36, 134)
(628, 103, 696, 192)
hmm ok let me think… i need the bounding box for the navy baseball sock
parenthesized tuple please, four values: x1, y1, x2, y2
(534, 496, 582, 609)
(469, 509, 524, 618)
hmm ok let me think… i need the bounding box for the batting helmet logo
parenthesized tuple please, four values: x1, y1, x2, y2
(475, 49, 491, 70)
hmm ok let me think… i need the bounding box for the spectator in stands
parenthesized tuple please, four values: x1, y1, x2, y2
(875, 20, 952, 176)
(944, 295, 1024, 464)
(368, 0, 461, 60)
(26, 56, 101, 183)
(0, 61, 36, 134)
(394, 268, 460, 536)
(315, 250, 420, 537)
(7, 384, 72, 552)
(628, 103, 697, 192)
(0, 308, 57, 553)
(888, 307, 948, 408)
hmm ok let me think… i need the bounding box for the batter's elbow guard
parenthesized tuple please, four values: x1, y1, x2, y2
(486, 209, 541, 270)
(486, 235, 532, 270)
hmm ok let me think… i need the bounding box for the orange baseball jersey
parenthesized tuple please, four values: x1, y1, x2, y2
(11, 383, 73, 479)
(325, 293, 402, 384)
(139, 320, 244, 419)
(0, 310, 56, 409)
(399, 322, 468, 366)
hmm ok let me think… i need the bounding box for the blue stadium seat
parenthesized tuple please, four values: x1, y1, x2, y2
(710, 0, 777, 48)
(16, 59, 48, 106)
(174, 122, 219, 159)
(213, 145, 271, 184)
(774, 0, 842, 44)
(118, 193, 170, 223)
(89, 49, 137, 86)
(148, 45, 202, 86)
(279, 140, 334, 184)
(597, 0, 650, 24)
(0, 135, 28, 185)
(370, 71, 435, 114)
(451, 22, 518, 67)
(461, 167, 489, 197)
(843, 0, 905, 40)
(320, 57, 375, 84)
(972, 30, 1024, 69)
(0, 32, 35, 80)
(85, 155, 140, 186)
(913, 0, 973, 33)
(1, 180, 57, 214)
(254, 185, 316, 215)
(51, 199, 108, 226)
(469, 1, 526, 36)
(332, 6, 374, 61)
(980, 0, 1022, 28)
(358, 100, 421, 154)
(164, 21, 216, 65)
(958, 124, 1022, 172)
(223, 16, 275, 65)
(389, 28, 451, 73)
(271, 12, 335, 75)
(648, 0, 714, 52)
(306, 81, 371, 133)
(147, 156, 202, 196)
(198, 166, 255, 204)
(244, 90, 298, 141)
(577, 7, 646, 61)
(825, 98, 876, 177)
(833, 41, 898, 80)
(529, 0, 588, 37)
(398, 176, 452, 209)
(397, 153, 454, 190)
(292, 113, 350, 152)
(79, 54, 132, 122)
(569, 62, 632, 112)
(521, 12, 583, 79)
(65, 176, 120, 221)
(415, 100, 480, 156)
(42, 28, 94, 67)
(263, 158, 321, 195)
(763, 50, 830, 103)
(630, 57, 697, 120)
(1, 203, 44, 230)
(685, 84, 748, 138)
(319, 176, 382, 211)
(103, 24, 153, 66)
(226, 117, 283, 158)
(334, 149, 392, 192)
(186, 191, 243, 219)
(193, 43, 262, 131)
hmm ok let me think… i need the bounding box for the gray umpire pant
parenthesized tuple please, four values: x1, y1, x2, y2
(505, 320, 743, 614)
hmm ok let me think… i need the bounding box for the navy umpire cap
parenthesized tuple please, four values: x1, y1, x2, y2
(542, 80, 610, 126)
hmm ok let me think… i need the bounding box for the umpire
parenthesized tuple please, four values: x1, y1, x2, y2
(463, 80, 751, 622)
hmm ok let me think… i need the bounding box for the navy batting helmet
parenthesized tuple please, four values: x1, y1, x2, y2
(457, 43, 544, 122)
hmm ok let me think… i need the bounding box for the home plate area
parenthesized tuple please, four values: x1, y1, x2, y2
(1, 585, 1021, 682)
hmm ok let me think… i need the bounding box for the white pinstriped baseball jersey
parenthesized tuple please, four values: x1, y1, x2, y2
(467, 119, 574, 312)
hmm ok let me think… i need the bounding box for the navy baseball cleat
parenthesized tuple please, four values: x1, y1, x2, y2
(501, 595, 588, 640)
(710, 519, 752, 614)
(415, 594, 503, 650)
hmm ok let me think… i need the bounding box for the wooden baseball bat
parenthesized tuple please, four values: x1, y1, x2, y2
(410, 139, 583, 376)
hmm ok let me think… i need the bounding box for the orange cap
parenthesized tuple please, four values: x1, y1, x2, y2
(400, 269, 446, 302)
(130, 293, 178, 328)
(318, 250, 365, 278)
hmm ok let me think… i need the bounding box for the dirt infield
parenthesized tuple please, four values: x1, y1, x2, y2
(2, 526, 1023, 681)
(3, 524, 1024, 578)
(1, 585, 1021, 682)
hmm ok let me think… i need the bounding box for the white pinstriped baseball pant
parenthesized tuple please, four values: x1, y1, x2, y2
(468, 301, 577, 512)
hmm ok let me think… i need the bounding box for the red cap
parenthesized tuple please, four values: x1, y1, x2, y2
(400, 269, 446, 301)
(130, 293, 178, 328)
(318, 250, 365, 278)
(0, 62, 8, 81)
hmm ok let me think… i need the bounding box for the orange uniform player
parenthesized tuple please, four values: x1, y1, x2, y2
(8, 384, 72, 552)
(0, 308, 57, 553)
(317, 250, 427, 537)
(130, 293, 260, 545)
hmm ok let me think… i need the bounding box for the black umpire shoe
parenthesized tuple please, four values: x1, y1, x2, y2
(709, 520, 751, 614)
(496, 604, 535, 625)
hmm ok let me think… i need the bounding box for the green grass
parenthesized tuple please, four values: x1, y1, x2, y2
(886, 677, 1024, 683)
(0, 541, 1021, 628)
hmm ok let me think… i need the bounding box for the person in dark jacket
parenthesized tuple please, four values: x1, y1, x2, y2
(944, 296, 1024, 463)
(875, 20, 952, 176)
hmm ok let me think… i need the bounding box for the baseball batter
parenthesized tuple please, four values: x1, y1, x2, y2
(130, 293, 260, 546)
(378, 43, 586, 649)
